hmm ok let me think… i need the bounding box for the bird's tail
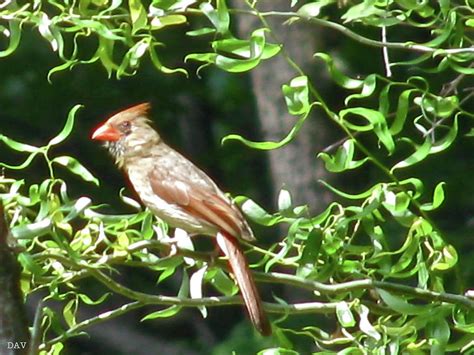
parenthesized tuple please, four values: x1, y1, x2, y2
(216, 232, 271, 336)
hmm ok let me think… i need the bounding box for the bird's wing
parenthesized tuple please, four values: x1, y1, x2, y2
(149, 164, 254, 241)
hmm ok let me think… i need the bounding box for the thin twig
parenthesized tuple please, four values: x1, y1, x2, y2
(39, 301, 145, 351)
(381, 25, 392, 77)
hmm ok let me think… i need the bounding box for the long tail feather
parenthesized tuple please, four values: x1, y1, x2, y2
(216, 232, 271, 336)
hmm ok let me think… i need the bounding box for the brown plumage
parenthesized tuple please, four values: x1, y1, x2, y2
(92, 103, 271, 336)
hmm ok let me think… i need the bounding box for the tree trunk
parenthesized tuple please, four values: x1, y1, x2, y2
(235, 0, 333, 213)
(0, 202, 30, 355)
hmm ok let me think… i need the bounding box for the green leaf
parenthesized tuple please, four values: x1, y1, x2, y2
(239, 198, 282, 226)
(336, 302, 356, 327)
(151, 15, 187, 30)
(356, 304, 381, 341)
(300, 228, 322, 265)
(186, 27, 216, 37)
(63, 299, 77, 327)
(119, 38, 149, 73)
(430, 244, 458, 271)
(140, 212, 154, 240)
(49, 105, 83, 146)
(414, 95, 458, 119)
(341, 0, 385, 23)
(420, 182, 446, 211)
(212, 29, 281, 73)
(391, 137, 431, 171)
(11, 218, 52, 239)
(52, 156, 99, 185)
(345, 74, 378, 104)
(391, 239, 418, 275)
(314, 53, 363, 89)
(318, 139, 369, 172)
(190, 266, 207, 318)
(96, 36, 119, 78)
(37, 13, 63, 53)
(390, 89, 417, 135)
(297, 1, 334, 17)
(377, 289, 431, 315)
(282, 76, 310, 116)
(200, 1, 229, 34)
(278, 189, 292, 213)
(149, 44, 188, 75)
(64, 197, 92, 222)
(78, 293, 110, 305)
(141, 305, 181, 320)
(0, 134, 39, 153)
(168, 0, 198, 12)
(319, 180, 382, 200)
(190, 266, 206, 299)
(0, 20, 22, 58)
(71, 19, 124, 41)
(178, 269, 190, 297)
(48, 60, 78, 83)
(129, 0, 148, 33)
(430, 114, 459, 154)
(382, 190, 411, 218)
(421, 11, 456, 47)
(208, 268, 237, 295)
(216, 0, 230, 34)
(18, 252, 45, 276)
(222, 106, 311, 150)
(339, 107, 395, 154)
(427, 318, 451, 353)
(49, 343, 64, 355)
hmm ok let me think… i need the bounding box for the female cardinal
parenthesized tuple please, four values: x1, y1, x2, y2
(91, 103, 271, 336)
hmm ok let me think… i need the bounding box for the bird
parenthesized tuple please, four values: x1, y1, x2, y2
(91, 102, 271, 336)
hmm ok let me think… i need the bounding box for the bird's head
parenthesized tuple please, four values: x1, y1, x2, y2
(91, 103, 160, 167)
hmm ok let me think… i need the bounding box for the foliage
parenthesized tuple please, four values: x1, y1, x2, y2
(1, 0, 474, 353)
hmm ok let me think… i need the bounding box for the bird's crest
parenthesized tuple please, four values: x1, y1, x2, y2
(117, 102, 151, 118)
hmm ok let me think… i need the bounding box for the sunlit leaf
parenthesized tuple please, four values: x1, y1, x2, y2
(129, 0, 148, 33)
(52, 156, 99, 185)
(282, 76, 309, 116)
(0, 20, 21, 58)
(190, 266, 207, 318)
(141, 305, 182, 320)
(336, 302, 356, 327)
(151, 15, 187, 30)
(319, 139, 369, 172)
(420, 182, 445, 211)
(239, 198, 282, 226)
(297, 0, 334, 17)
(315, 53, 363, 89)
(277, 189, 292, 213)
(339, 107, 395, 154)
(49, 105, 83, 146)
(222, 106, 312, 149)
(357, 304, 381, 340)
(391, 137, 431, 171)
(0, 134, 39, 153)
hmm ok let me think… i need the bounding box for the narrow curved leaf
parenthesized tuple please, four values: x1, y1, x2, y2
(0, 20, 21, 58)
(314, 52, 363, 89)
(222, 106, 312, 149)
(340, 107, 395, 154)
(391, 137, 431, 172)
(48, 105, 83, 146)
(420, 182, 446, 211)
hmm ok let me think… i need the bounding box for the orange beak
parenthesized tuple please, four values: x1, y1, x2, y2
(91, 123, 121, 141)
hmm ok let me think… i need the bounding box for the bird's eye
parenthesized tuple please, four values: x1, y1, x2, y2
(119, 121, 131, 134)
